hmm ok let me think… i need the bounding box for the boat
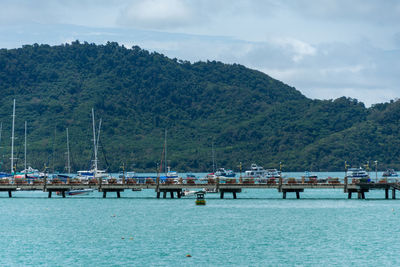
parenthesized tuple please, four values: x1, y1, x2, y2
(203, 187, 218, 193)
(182, 190, 197, 197)
(265, 169, 281, 178)
(195, 191, 206, 205)
(67, 189, 94, 196)
(245, 163, 267, 178)
(214, 168, 236, 178)
(57, 188, 94, 196)
(383, 169, 398, 178)
(347, 167, 370, 183)
(77, 108, 110, 183)
(347, 167, 369, 178)
(302, 171, 318, 184)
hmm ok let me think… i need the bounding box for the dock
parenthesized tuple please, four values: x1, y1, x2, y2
(1, 177, 400, 199)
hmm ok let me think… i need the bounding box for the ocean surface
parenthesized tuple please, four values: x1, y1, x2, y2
(1, 172, 400, 266)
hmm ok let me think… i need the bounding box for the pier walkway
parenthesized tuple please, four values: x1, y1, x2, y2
(1, 177, 400, 199)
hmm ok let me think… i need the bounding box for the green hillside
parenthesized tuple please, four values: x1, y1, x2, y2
(0, 41, 398, 172)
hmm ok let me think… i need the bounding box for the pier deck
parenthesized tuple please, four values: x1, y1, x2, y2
(0, 178, 399, 199)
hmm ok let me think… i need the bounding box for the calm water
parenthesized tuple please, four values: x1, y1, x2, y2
(1, 172, 400, 266)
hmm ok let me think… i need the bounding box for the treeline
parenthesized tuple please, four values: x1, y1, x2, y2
(0, 41, 399, 172)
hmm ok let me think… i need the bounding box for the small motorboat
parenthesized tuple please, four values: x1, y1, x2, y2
(195, 191, 206, 205)
(383, 169, 398, 178)
(182, 190, 197, 197)
(67, 189, 94, 196)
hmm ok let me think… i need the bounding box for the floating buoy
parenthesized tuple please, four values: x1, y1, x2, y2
(121, 237, 125, 240)
(186, 254, 192, 258)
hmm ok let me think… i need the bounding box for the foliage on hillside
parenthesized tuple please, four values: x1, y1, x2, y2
(0, 41, 398, 172)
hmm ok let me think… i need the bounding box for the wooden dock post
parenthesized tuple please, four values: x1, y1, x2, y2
(278, 177, 283, 192)
(357, 192, 361, 199)
(233, 192, 237, 199)
(157, 192, 160, 198)
(170, 192, 174, 198)
(62, 191, 66, 198)
(220, 191, 224, 199)
(48, 191, 52, 198)
(163, 192, 167, 199)
(385, 188, 389, 199)
(117, 191, 121, 198)
(283, 191, 286, 199)
(344, 177, 348, 193)
(296, 191, 300, 199)
(177, 191, 181, 198)
(103, 191, 107, 198)
(348, 192, 352, 199)
(8, 191, 12, 198)
(392, 189, 396, 199)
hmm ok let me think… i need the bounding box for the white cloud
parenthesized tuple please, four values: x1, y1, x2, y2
(117, 0, 193, 29)
(271, 38, 316, 62)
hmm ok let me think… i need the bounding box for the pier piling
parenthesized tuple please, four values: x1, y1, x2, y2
(220, 192, 224, 199)
(8, 191, 12, 198)
(392, 189, 396, 199)
(103, 191, 107, 198)
(48, 191, 52, 198)
(348, 192, 352, 199)
(385, 189, 389, 199)
(117, 191, 121, 198)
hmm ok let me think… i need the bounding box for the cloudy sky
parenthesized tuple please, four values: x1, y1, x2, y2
(1, 0, 400, 106)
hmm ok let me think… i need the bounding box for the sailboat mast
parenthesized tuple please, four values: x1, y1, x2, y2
(164, 129, 167, 175)
(0, 122, 2, 154)
(24, 121, 27, 171)
(66, 128, 71, 174)
(92, 108, 98, 174)
(212, 142, 215, 173)
(95, 119, 102, 156)
(10, 99, 15, 174)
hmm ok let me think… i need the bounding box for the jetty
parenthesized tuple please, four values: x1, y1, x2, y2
(1, 177, 400, 199)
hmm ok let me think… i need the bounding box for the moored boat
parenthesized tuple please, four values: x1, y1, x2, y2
(383, 169, 398, 178)
(214, 168, 236, 178)
(245, 163, 267, 178)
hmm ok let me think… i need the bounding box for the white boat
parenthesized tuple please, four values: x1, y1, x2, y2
(265, 169, 281, 178)
(182, 190, 197, 197)
(77, 109, 110, 182)
(347, 167, 369, 179)
(245, 163, 267, 178)
(383, 169, 398, 178)
(58, 188, 94, 196)
(214, 168, 236, 177)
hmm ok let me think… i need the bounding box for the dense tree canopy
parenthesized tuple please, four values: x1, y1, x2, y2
(0, 41, 399, 173)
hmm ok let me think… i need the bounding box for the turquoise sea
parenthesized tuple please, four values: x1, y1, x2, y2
(1, 172, 400, 266)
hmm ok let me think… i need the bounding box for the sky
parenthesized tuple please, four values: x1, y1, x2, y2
(1, 0, 400, 106)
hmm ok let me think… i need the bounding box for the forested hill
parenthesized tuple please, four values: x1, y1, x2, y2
(0, 41, 399, 172)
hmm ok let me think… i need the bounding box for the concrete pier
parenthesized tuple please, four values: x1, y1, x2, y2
(0, 180, 399, 200)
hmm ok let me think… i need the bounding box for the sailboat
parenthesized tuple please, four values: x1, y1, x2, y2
(159, 129, 179, 183)
(14, 121, 44, 182)
(0, 122, 9, 179)
(76, 108, 108, 184)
